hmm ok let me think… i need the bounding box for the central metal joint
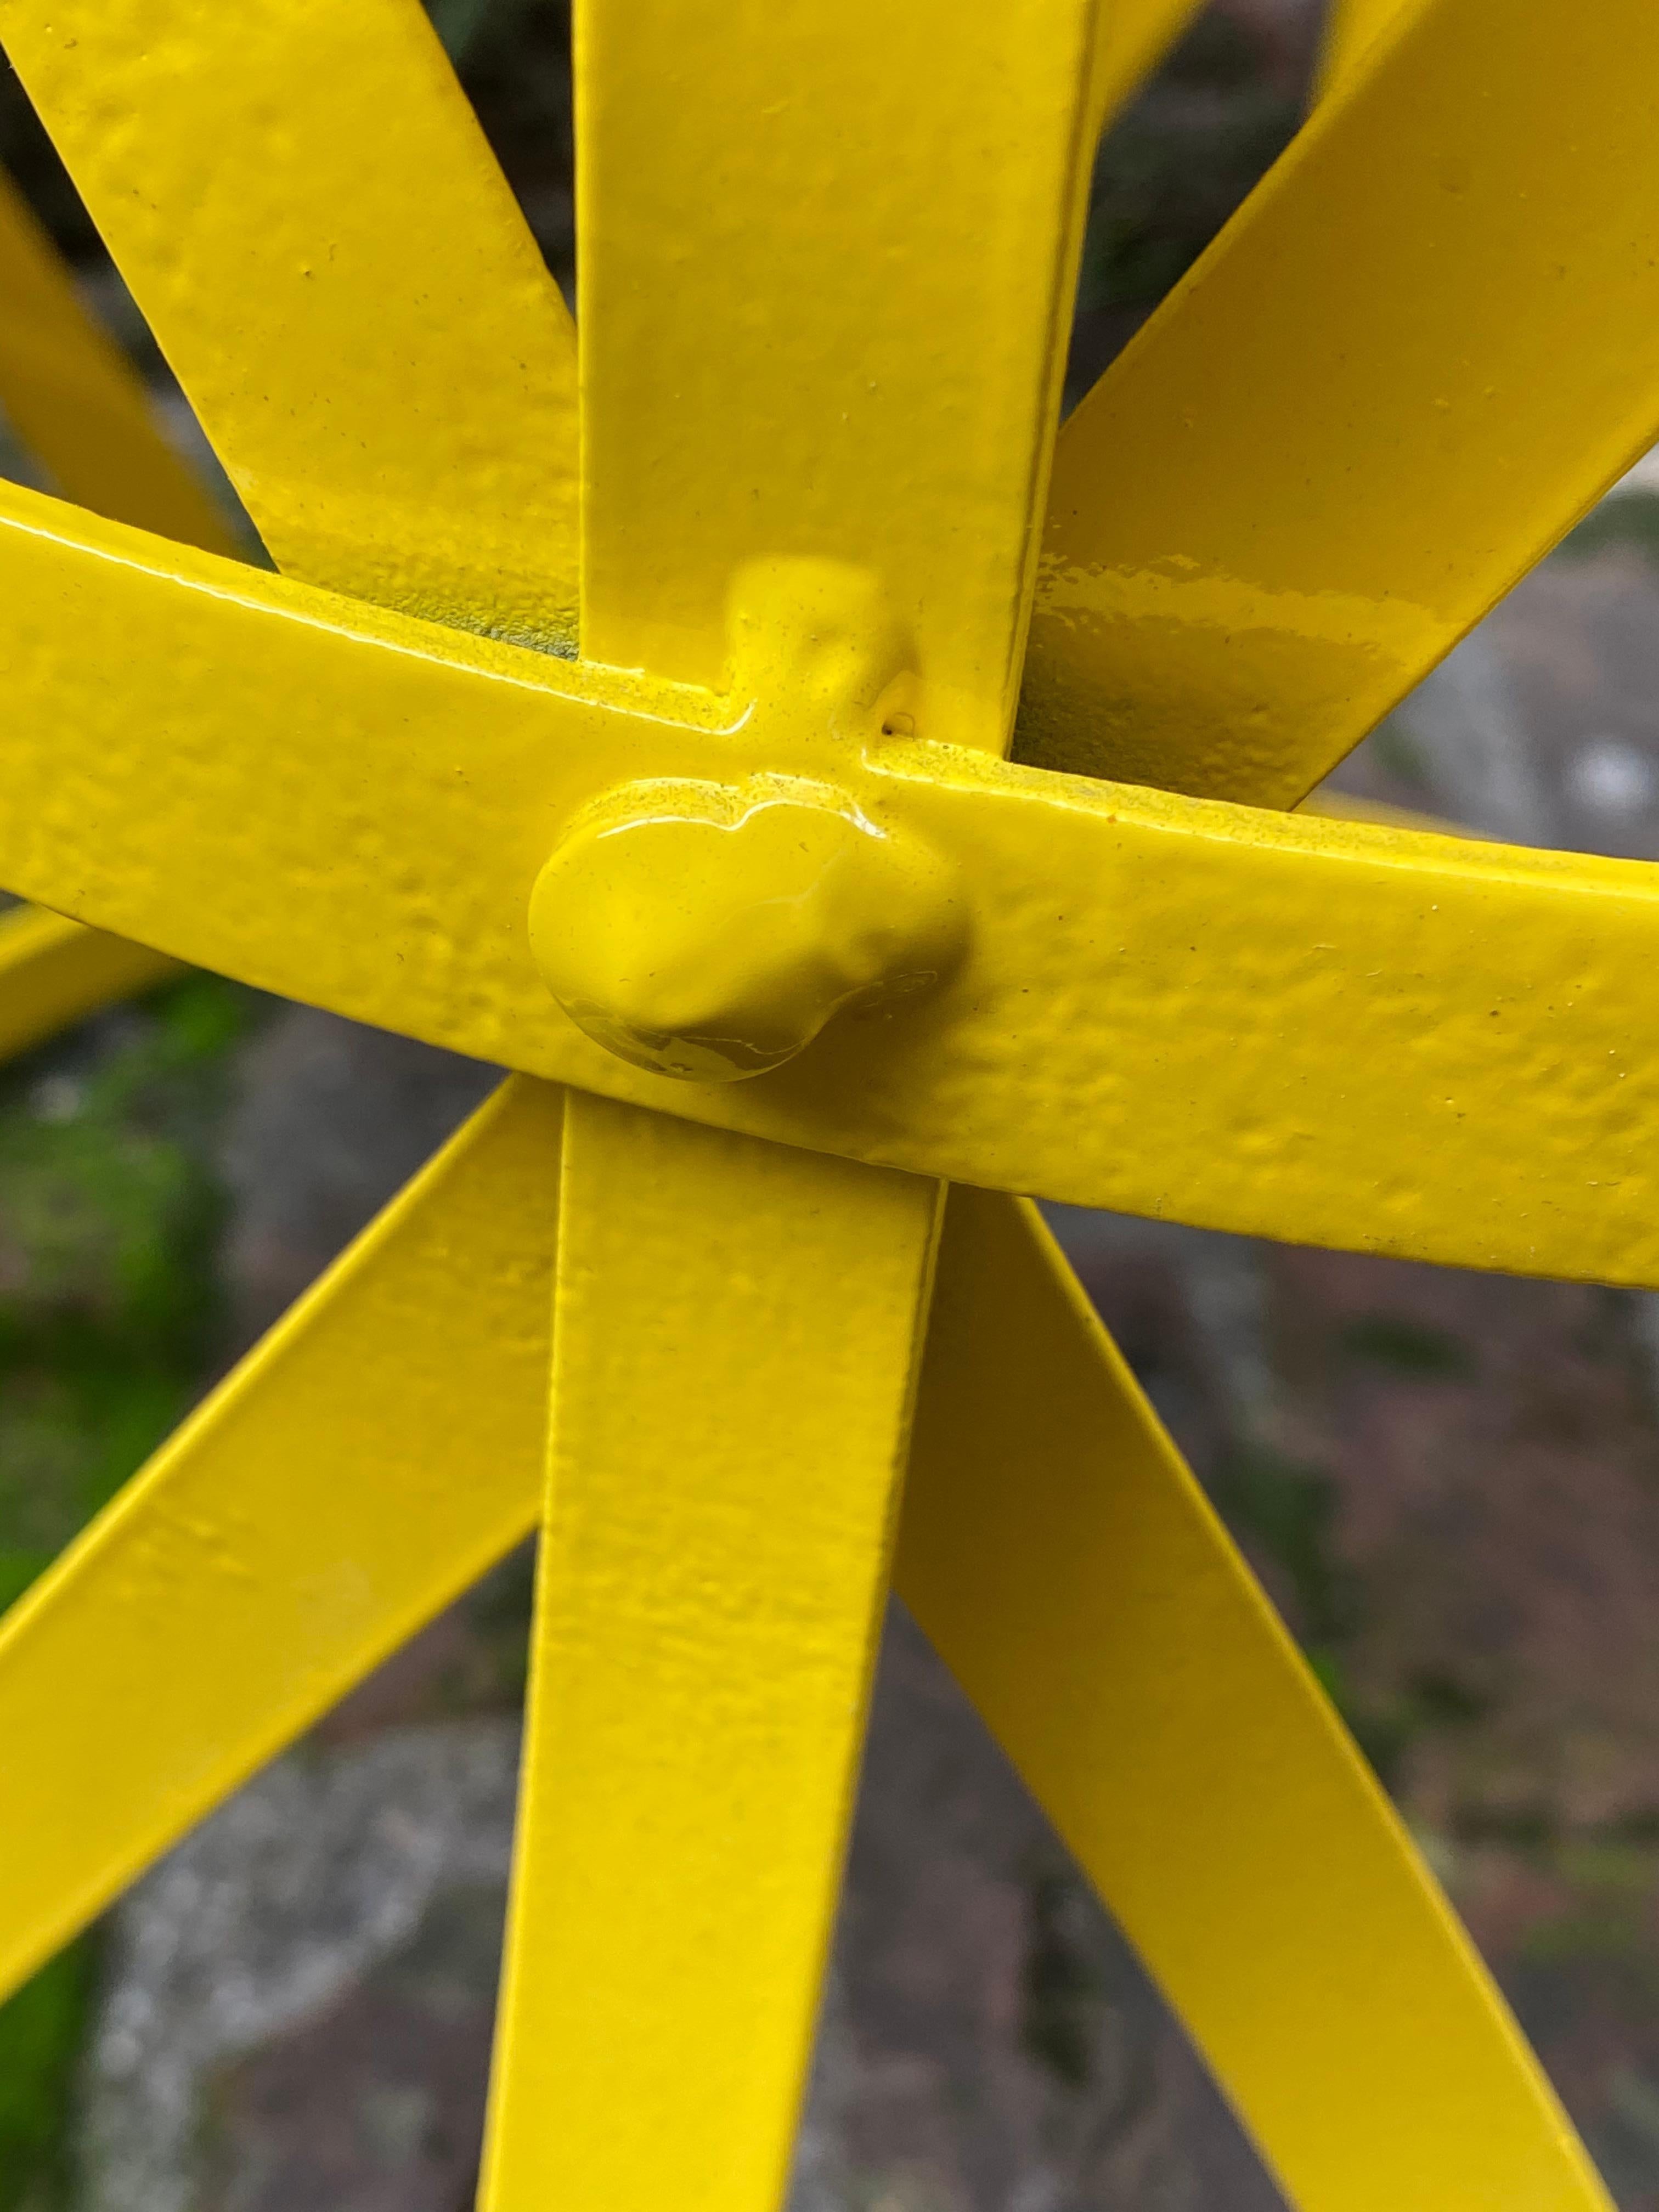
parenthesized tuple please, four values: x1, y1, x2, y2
(528, 773, 962, 1081)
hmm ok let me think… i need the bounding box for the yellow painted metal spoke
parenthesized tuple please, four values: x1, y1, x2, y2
(1024, 0, 1659, 805)
(8, 486, 1659, 1281)
(896, 1187, 1610, 2212)
(0, 1076, 557, 2002)
(575, 0, 1098, 740)
(1088, 0, 1204, 138)
(0, 0, 579, 647)
(480, 1098, 940, 2207)
(481, 1, 1103, 2196)
(0, 163, 228, 1070)
(0, 165, 232, 554)
(1317, 0, 1411, 98)
(0, 904, 182, 1065)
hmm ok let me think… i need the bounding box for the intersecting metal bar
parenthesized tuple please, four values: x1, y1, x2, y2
(1088, 0, 1203, 136)
(482, 1099, 940, 2208)
(896, 1187, 1611, 2212)
(575, 0, 1098, 744)
(5, 488, 1659, 1284)
(483, 1, 1101, 2194)
(1024, 0, 1659, 805)
(0, 1076, 557, 2003)
(1317, 0, 1410, 97)
(0, 1108, 1596, 2211)
(0, 904, 182, 1064)
(0, 162, 227, 1064)
(0, 164, 232, 552)
(0, 0, 580, 647)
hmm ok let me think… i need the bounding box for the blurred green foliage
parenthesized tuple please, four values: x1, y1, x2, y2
(0, 973, 262, 2207)
(0, 1944, 93, 2212)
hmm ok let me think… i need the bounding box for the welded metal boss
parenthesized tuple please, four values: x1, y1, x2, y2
(528, 775, 962, 1081)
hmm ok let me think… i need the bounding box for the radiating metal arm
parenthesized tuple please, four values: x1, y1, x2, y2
(1026, 0, 1659, 805)
(0, 164, 232, 553)
(0, 905, 182, 1065)
(0, 1076, 558, 2002)
(898, 1186, 1611, 2212)
(0, 0, 580, 647)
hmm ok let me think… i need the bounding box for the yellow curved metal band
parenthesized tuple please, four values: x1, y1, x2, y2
(0, 904, 182, 1064)
(0, 0, 580, 650)
(898, 1187, 1610, 2212)
(4, 486, 1659, 1285)
(0, 163, 232, 554)
(1025, 0, 1659, 804)
(0, 1075, 559, 2002)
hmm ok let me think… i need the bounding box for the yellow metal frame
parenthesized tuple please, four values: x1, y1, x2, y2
(0, 0, 1651, 2204)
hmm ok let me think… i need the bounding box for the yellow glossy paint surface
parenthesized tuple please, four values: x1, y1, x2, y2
(482, 7, 1102, 2195)
(0, 904, 181, 1065)
(1088, 0, 1203, 136)
(0, 1088, 1595, 2207)
(481, 1097, 940, 2209)
(0, 1077, 556, 2002)
(0, 0, 580, 649)
(0, 165, 232, 553)
(898, 1188, 1611, 2212)
(0, 0, 1638, 2197)
(7, 487, 1659, 1282)
(0, 165, 228, 1069)
(1318, 0, 1411, 97)
(527, 770, 964, 1081)
(1024, 0, 1659, 805)
(575, 0, 1098, 743)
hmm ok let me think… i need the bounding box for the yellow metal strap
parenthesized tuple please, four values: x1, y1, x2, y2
(0, 0, 580, 647)
(4, 485, 1659, 1284)
(1088, 0, 1203, 138)
(1317, 0, 1410, 97)
(896, 1187, 1611, 2212)
(0, 904, 181, 1065)
(0, 1076, 556, 2001)
(481, 1098, 940, 2208)
(1025, 0, 1659, 804)
(574, 0, 1098, 743)
(0, 164, 232, 554)
(0, 162, 225, 1068)
(483, 1, 1099, 2196)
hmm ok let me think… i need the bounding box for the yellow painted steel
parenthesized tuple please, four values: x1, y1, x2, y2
(0, 1076, 557, 2001)
(483, 4, 1098, 2198)
(0, 904, 182, 1063)
(5, 481, 1659, 1283)
(0, 0, 580, 649)
(1024, 0, 1659, 806)
(0, 162, 224, 1070)
(574, 0, 1098, 741)
(898, 1187, 1609, 2212)
(0, 1114, 1599, 2208)
(0, 0, 1645, 2203)
(482, 1099, 940, 2208)
(0, 165, 232, 553)
(1318, 0, 1411, 98)
(1089, 0, 1203, 137)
